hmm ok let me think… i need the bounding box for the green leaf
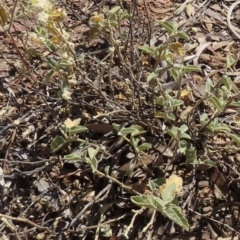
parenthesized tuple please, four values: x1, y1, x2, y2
(138, 143, 152, 151)
(231, 134, 240, 147)
(68, 126, 88, 136)
(175, 31, 189, 40)
(27, 48, 42, 57)
(226, 54, 235, 68)
(44, 39, 56, 52)
(104, 166, 110, 175)
(167, 126, 179, 139)
(139, 45, 155, 55)
(46, 58, 58, 68)
(220, 75, 232, 91)
(108, 20, 118, 27)
(107, 6, 121, 18)
(90, 156, 98, 173)
(185, 146, 198, 164)
(155, 96, 164, 106)
(57, 59, 73, 67)
(220, 86, 229, 102)
(200, 113, 208, 122)
(131, 195, 165, 210)
(35, 26, 47, 37)
(124, 159, 136, 177)
(206, 81, 213, 95)
(120, 12, 129, 20)
(230, 102, 240, 107)
(45, 69, 55, 82)
(180, 133, 191, 140)
(179, 124, 188, 134)
(88, 147, 97, 160)
(164, 51, 175, 64)
(130, 125, 146, 137)
(183, 65, 201, 73)
(173, 63, 184, 70)
(84, 150, 98, 173)
(147, 72, 158, 82)
(215, 124, 231, 132)
(201, 159, 216, 167)
(216, 88, 224, 104)
(169, 68, 180, 81)
(158, 21, 175, 35)
(161, 182, 176, 204)
(163, 204, 189, 231)
(60, 124, 68, 135)
(154, 67, 163, 74)
(50, 136, 66, 153)
(179, 140, 187, 153)
(171, 99, 184, 108)
(130, 137, 139, 151)
(166, 112, 176, 121)
(112, 123, 122, 132)
(64, 152, 82, 161)
(148, 180, 157, 191)
(208, 96, 223, 111)
(121, 127, 137, 135)
(79, 53, 85, 61)
(207, 121, 216, 132)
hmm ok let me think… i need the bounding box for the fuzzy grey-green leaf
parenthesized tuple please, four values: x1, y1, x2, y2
(139, 45, 155, 55)
(138, 143, 152, 151)
(208, 96, 223, 111)
(64, 152, 82, 161)
(183, 65, 201, 73)
(161, 182, 176, 204)
(231, 134, 240, 147)
(158, 21, 175, 35)
(163, 204, 189, 231)
(68, 126, 88, 136)
(50, 136, 66, 153)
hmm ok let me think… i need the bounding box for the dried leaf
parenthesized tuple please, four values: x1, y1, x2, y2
(169, 42, 186, 57)
(149, 6, 174, 14)
(90, 13, 105, 23)
(186, 4, 195, 17)
(116, 93, 127, 100)
(205, 23, 213, 32)
(64, 118, 81, 128)
(210, 4, 222, 12)
(180, 89, 190, 99)
(159, 174, 183, 196)
(0, 4, 9, 26)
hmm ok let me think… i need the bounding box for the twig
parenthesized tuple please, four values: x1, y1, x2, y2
(227, 1, 240, 40)
(70, 184, 111, 227)
(188, 208, 239, 234)
(93, 109, 130, 119)
(193, 41, 212, 66)
(0, 214, 51, 233)
(6, 0, 18, 32)
(142, 210, 156, 233)
(1, 217, 21, 240)
(95, 170, 141, 196)
(94, 209, 104, 240)
(69, 213, 131, 232)
(124, 208, 144, 239)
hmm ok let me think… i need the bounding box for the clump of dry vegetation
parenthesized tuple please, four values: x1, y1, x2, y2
(1, 0, 240, 239)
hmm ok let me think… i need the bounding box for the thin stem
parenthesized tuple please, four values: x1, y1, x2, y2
(95, 170, 141, 196)
(0, 214, 51, 233)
